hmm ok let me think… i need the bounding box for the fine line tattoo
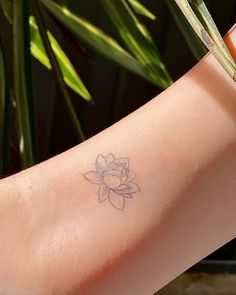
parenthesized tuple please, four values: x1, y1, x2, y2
(83, 153, 140, 210)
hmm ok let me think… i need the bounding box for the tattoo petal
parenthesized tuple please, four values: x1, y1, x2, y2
(125, 170, 136, 183)
(109, 191, 125, 210)
(96, 154, 107, 175)
(98, 183, 110, 202)
(125, 182, 140, 194)
(106, 153, 116, 165)
(111, 158, 129, 169)
(121, 172, 128, 184)
(113, 184, 131, 195)
(107, 167, 123, 178)
(103, 173, 121, 189)
(83, 171, 102, 184)
(123, 193, 134, 198)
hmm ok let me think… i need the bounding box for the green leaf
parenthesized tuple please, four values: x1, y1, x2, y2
(30, 16, 51, 69)
(188, 0, 236, 79)
(100, 0, 172, 88)
(40, 0, 159, 85)
(128, 0, 156, 20)
(13, 0, 35, 168)
(166, 0, 207, 60)
(0, 1, 90, 101)
(0, 0, 13, 24)
(29, 16, 91, 101)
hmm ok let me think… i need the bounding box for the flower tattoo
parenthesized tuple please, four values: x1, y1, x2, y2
(83, 153, 140, 210)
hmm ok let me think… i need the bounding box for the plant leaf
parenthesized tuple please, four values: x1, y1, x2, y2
(40, 0, 159, 85)
(189, 0, 236, 79)
(0, 1, 91, 101)
(166, 0, 207, 60)
(13, 0, 35, 168)
(0, 0, 13, 24)
(100, 0, 172, 88)
(127, 0, 156, 20)
(29, 16, 91, 101)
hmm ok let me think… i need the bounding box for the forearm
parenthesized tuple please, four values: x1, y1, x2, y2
(2, 26, 236, 294)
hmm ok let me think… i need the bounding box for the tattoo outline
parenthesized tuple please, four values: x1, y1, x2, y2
(83, 153, 140, 210)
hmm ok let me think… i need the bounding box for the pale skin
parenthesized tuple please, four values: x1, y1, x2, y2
(0, 24, 236, 295)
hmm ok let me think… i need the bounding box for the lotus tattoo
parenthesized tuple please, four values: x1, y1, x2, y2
(83, 153, 140, 210)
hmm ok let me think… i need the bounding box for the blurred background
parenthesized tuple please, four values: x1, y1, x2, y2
(0, 0, 236, 293)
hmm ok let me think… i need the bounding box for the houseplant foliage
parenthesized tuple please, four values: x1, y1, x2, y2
(0, 0, 208, 176)
(0, 0, 173, 176)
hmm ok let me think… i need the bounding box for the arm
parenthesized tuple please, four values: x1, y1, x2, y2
(1, 25, 236, 295)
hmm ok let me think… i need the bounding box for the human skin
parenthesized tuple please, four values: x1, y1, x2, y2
(0, 25, 236, 295)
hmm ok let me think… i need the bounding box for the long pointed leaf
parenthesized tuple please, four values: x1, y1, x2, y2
(0, 0, 12, 24)
(13, 0, 34, 168)
(166, 0, 207, 60)
(30, 16, 91, 101)
(128, 0, 156, 20)
(0, 1, 91, 100)
(31, 0, 85, 142)
(189, 0, 236, 79)
(100, 0, 172, 88)
(190, 0, 234, 64)
(40, 0, 160, 86)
